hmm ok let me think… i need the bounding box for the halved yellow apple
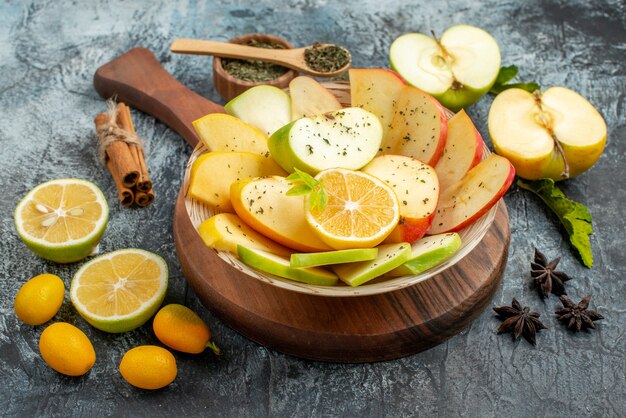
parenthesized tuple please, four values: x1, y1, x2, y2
(230, 176, 332, 252)
(188, 151, 286, 212)
(488, 87, 606, 180)
(198, 213, 291, 257)
(192, 113, 270, 156)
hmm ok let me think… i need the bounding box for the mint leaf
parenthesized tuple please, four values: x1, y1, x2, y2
(518, 178, 593, 268)
(286, 168, 328, 211)
(286, 184, 312, 196)
(490, 66, 540, 95)
(287, 168, 317, 189)
(311, 187, 328, 211)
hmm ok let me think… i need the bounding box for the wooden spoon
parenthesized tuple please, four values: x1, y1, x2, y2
(170, 38, 351, 78)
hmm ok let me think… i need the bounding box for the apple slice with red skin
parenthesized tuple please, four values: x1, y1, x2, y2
(434, 109, 484, 191)
(427, 154, 515, 234)
(362, 155, 439, 243)
(383, 86, 448, 166)
(349, 68, 407, 140)
(289, 76, 342, 120)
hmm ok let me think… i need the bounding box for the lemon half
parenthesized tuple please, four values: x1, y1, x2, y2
(14, 178, 109, 263)
(70, 249, 168, 333)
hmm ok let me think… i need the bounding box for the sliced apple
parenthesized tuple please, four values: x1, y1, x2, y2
(390, 25, 501, 111)
(198, 213, 291, 257)
(290, 248, 378, 268)
(289, 76, 343, 120)
(332, 242, 411, 287)
(489, 87, 607, 180)
(435, 109, 484, 190)
(349, 68, 406, 140)
(224, 85, 291, 137)
(268, 107, 382, 175)
(382, 86, 448, 166)
(386, 232, 462, 277)
(188, 151, 287, 212)
(192, 113, 269, 156)
(238, 245, 338, 286)
(230, 176, 332, 252)
(428, 154, 515, 234)
(361, 155, 439, 243)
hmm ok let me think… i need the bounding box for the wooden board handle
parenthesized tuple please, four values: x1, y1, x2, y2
(93, 47, 224, 147)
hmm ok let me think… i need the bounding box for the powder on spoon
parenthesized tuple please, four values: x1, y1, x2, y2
(304, 42, 350, 73)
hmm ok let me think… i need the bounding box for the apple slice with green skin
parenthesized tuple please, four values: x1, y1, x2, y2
(192, 113, 269, 156)
(382, 86, 448, 166)
(428, 154, 515, 235)
(488, 87, 607, 181)
(290, 248, 378, 268)
(361, 155, 439, 243)
(349, 68, 407, 140)
(390, 25, 501, 112)
(238, 245, 338, 286)
(386, 232, 462, 277)
(224, 85, 291, 137)
(268, 107, 383, 175)
(289, 76, 342, 120)
(332, 242, 411, 287)
(435, 109, 484, 191)
(230, 176, 332, 252)
(198, 213, 291, 257)
(188, 151, 286, 212)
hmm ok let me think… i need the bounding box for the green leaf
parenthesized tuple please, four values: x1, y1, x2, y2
(518, 178, 593, 268)
(495, 65, 518, 85)
(285, 168, 328, 211)
(311, 187, 328, 211)
(489, 66, 540, 96)
(287, 168, 318, 189)
(286, 183, 312, 196)
(490, 81, 541, 95)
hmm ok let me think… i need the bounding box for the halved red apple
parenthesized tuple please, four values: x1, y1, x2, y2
(434, 109, 484, 191)
(349, 68, 407, 140)
(362, 155, 439, 243)
(289, 76, 342, 120)
(383, 86, 448, 166)
(427, 154, 515, 234)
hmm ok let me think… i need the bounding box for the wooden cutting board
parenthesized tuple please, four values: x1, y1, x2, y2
(94, 48, 510, 363)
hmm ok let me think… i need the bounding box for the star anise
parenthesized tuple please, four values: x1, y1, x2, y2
(493, 298, 547, 345)
(531, 248, 572, 298)
(555, 295, 604, 332)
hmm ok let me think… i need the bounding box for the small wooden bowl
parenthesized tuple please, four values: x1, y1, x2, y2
(213, 33, 298, 101)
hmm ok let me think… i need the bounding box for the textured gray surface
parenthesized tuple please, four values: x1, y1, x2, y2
(1, 0, 625, 416)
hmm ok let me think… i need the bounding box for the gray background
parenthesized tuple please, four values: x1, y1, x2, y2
(1, 0, 624, 416)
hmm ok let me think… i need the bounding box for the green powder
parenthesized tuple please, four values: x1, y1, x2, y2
(222, 40, 289, 82)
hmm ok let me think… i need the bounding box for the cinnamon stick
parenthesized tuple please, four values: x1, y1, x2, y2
(107, 159, 135, 206)
(115, 102, 155, 206)
(134, 190, 155, 207)
(94, 113, 135, 206)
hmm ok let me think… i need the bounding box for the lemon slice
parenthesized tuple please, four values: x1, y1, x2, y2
(70, 249, 168, 333)
(14, 178, 109, 263)
(305, 168, 400, 249)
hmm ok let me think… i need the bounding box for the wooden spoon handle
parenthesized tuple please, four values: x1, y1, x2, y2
(93, 47, 224, 147)
(171, 39, 301, 69)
